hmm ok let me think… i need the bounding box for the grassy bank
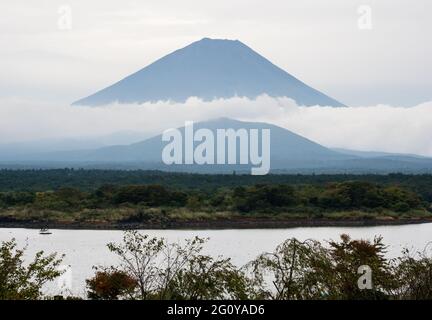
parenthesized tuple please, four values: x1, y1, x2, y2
(1, 206, 431, 229)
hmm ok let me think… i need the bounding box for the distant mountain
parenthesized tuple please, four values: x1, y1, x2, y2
(332, 148, 429, 160)
(3, 118, 432, 174)
(3, 118, 351, 168)
(0, 131, 152, 161)
(73, 38, 345, 107)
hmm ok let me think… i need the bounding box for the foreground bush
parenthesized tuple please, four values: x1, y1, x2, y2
(87, 231, 250, 300)
(2, 232, 431, 300)
(394, 247, 432, 299)
(86, 268, 137, 300)
(248, 235, 397, 300)
(0, 239, 64, 299)
(85, 231, 432, 300)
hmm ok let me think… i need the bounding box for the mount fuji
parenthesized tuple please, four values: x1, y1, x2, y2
(73, 38, 345, 107)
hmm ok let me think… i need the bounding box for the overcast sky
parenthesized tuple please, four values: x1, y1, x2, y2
(1, 1, 431, 156)
(0, 0, 430, 106)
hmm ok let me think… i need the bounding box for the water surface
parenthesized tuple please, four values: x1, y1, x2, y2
(2, 223, 432, 296)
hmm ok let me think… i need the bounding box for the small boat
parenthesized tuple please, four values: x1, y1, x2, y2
(39, 228, 52, 235)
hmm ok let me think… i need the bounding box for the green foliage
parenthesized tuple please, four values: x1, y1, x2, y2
(394, 247, 432, 299)
(248, 234, 398, 300)
(0, 170, 430, 225)
(2, 231, 432, 300)
(325, 234, 396, 299)
(99, 231, 251, 300)
(1, 170, 432, 203)
(86, 231, 432, 300)
(0, 180, 430, 224)
(233, 184, 298, 212)
(113, 185, 187, 206)
(247, 238, 331, 299)
(316, 181, 423, 212)
(0, 239, 64, 300)
(0, 191, 35, 207)
(169, 255, 251, 300)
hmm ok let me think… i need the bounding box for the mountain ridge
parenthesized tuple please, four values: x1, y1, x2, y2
(3, 118, 432, 174)
(0, 118, 351, 164)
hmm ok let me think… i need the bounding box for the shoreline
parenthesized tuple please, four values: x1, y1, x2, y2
(1, 217, 432, 230)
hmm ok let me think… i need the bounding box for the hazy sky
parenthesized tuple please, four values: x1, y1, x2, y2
(1, 0, 430, 106)
(1, 96, 432, 156)
(0, 1, 431, 156)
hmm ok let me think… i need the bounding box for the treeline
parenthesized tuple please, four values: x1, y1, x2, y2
(2, 232, 432, 300)
(1, 169, 432, 202)
(0, 181, 429, 216)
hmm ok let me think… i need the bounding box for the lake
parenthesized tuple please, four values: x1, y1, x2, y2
(1, 223, 432, 297)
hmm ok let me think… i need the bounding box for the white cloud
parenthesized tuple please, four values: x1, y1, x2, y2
(0, 96, 431, 157)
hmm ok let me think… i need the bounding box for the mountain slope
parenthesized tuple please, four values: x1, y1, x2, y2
(332, 148, 429, 159)
(13, 118, 352, 166)
(73, 38, 345, 107)
(4, 118, 432, 173)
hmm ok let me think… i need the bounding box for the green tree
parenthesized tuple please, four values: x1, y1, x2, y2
(0, 239, 64, 300)
(247, 238, 331, 299)
(325, 234, 397, 299)
(169, 255, 251, 299)
(95, 231, 251, 300)
(248, 235, 397, 300)
(394, 247, 432, 299)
